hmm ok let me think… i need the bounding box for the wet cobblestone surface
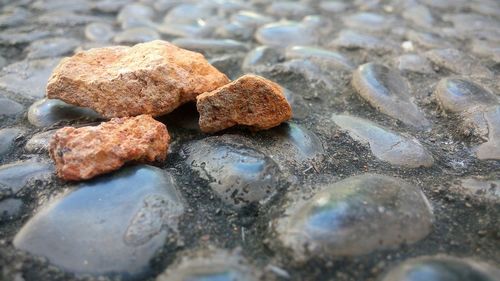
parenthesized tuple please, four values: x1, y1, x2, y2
(0, 0, 499, 280)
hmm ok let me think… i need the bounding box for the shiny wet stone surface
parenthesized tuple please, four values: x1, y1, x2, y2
(28, 98, 102, 127)
(0, 1, 499, 281)
(13, 165, 184, 280)
(183, 135, 283, 209)
(381, 255, 500, 281)
(275, 174, 434, 260)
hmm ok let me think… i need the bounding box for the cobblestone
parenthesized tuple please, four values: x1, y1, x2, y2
(0, 1, 498, 280)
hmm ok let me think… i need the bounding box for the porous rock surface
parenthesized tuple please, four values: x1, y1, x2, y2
(46, 40, 230, 118)
(196, 74, 292, 133)
(49, 115, 169, 181)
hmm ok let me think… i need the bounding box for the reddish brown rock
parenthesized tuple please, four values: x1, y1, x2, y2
(49, 115, 169, 181)
(46, 40, 230, 118)
(196, 74, 292, 133)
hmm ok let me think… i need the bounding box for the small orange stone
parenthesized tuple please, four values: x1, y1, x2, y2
(46, 40, 230, 118)
(49, 115, 170, 181)
(196, 74, 292, 133)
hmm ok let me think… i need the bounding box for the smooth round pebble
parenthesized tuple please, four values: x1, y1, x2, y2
(0, 58, 61, 99)
(85, 22, 114, 42)
(113, 27, 160, 44)
(395, 54, 435, 74)
(0, 198, 22, 221)
(0, 98, 24, 117)
(382, 255, 500, 281)
(184, 135, 282, 209)
(0, 161, 54, 194)
(276, 174, 434, 260)
(435, 78, 498, 113)
(0, 128, 23, 157)
(332, 115, 434, 167)
(13, 165, 184, 279)
(27, 37, 80, 59)
(352, 63, 431, 130)
(24, 129, 57, 153)
(255, 21, 318, 47)
(285, 46, 354, 70)
(28, 98, 101, 127)
(157, 249, 258, 281)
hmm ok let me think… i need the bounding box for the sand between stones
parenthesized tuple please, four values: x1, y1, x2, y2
(47, 40, 292, 180)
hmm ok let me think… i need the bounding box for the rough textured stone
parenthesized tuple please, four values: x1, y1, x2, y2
(49, 115, 170, 181)
(276, 174, 434, 260)
(196, 74, 292, 133)
(46, 40, 230, 118)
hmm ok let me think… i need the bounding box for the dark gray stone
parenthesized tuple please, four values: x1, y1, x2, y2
(184, 136, 282, 209)
(0, 161, 54, 194)
(24, 129, 57, 153)
(402, 5, 434, 28)
(231, 10, 273, 28)
(117, 3, 155, 29)
(285, 46, 354, 70)
(0, 98, 24, 117)
(172, 38, 248, 54)
(28, 98, 102, 127)
(352, 63, 431, 130)
(332, 115, 434, 167)
(0, 7, 30, 27)
(382, 256, 500, 281)
(425, 48, 493, 77)
(157, 249, 258, 281)
(0, 58, 61, 99)
(0, 198, 22, 221)
(331, 30, 399, 52)
(27, 37, 79, 59)
(276, 174, 434, 260)
(266, 2, 314, 19)
(14, 165, 184, 279)
(0, 128, 23, 157)
(255, 20, 318, 47)
(85, 22, 114, 42)
(395, 54, 435, 74)
(343, 12, 391, 32)
(435, 78, 497, 114)
(113, 27, 160, 44)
